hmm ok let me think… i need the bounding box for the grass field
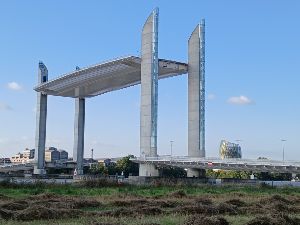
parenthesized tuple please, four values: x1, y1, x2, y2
(0, 182, 300, 225)
(1, 182, 299, 198)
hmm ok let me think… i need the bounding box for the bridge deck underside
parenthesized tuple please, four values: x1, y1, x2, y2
(34, 56, 188, 98)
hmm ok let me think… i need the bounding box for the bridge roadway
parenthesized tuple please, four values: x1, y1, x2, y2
(132, 156, 300, 174)
(2, 157, 300, 174)
(0, 161, 86, 173)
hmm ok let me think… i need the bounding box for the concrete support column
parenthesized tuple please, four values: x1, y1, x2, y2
(34, 62, 48, 175)
(139, 8, 159, 177)
(73, 98, 85, 175)
(188, 20, 205, 177)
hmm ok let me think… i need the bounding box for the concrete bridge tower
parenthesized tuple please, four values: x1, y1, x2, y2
(188, 20, 206, 177)
(139, 8, 159, 176)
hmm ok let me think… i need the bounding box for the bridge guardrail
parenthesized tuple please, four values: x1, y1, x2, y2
(132, 156, 300, 168)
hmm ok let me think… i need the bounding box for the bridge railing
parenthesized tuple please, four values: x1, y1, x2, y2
(133, 156, 300, 167)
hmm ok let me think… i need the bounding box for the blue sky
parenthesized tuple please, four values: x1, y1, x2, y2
(0, 0, 299, 160)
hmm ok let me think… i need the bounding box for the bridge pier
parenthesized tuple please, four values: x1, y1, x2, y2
(33, 62, 48, 175)
(187, 168, 206, 178)
(187, 168, 199, 178)
(139, 8, 159, 177)
(73, 98, 85, 175)
(139, 164, 159, 177)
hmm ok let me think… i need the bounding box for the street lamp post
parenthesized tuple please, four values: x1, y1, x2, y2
(170, 140, 174, 158)
(281, 139, 287, 161)
(91, 149, 94, 160)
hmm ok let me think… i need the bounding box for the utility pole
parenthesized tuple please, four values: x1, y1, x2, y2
(281, 139, 287, 161)
(91, 149, 94, 160)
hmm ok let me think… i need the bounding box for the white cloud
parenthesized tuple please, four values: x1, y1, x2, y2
(227, 95, 254, 105)
(7, 82, 22, 91)
(207, 94, 216, 100)
(0, 102, 12, 111)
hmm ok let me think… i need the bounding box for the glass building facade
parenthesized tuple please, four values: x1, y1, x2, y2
(219, 140, 242, 159)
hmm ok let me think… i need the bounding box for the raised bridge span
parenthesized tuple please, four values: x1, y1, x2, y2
(132, 156, 300, 174)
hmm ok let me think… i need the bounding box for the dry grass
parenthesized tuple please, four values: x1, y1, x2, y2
(0, 187, 300, 224)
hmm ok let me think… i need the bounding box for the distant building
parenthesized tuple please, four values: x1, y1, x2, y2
(11, 152, 25, 163)
(97, 157, 121, 166)
(103, 158, 112, 167)
(97, 158, 116, 167)
(58, 149, 68, 161)
(10, 147, 69, 163)
(46, 147, 57, 151)
(23, 148, 35, 159)
(219, 140, 242, 159)
(11, 148, 35, 164)
(84, 158, 97, 164)
(0, 158, 11, 164)
(45, 147, 60, 162)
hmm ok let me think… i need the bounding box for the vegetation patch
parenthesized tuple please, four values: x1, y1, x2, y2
(246, 214, 300, 225)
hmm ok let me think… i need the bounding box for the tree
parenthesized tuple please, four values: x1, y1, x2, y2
(254, 172, 292, 181)
(206, 169, 251, 179)
(89, 163, 106, 175)
(86, 155, 139, 177)
(115, 155, 139, 177)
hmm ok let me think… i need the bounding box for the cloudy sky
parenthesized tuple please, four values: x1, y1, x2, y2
(0, 0, 299, 160)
